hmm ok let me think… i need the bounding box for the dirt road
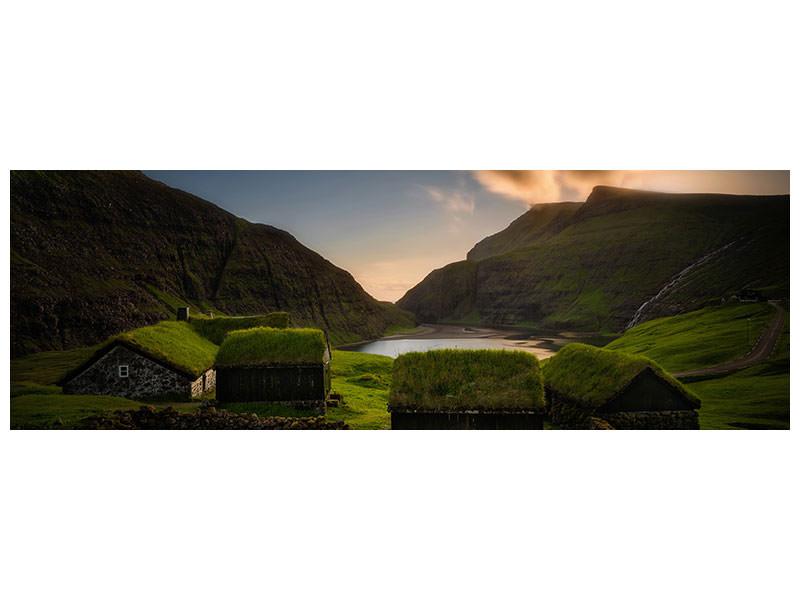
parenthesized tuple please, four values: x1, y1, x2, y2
(672, 302, 787, 378)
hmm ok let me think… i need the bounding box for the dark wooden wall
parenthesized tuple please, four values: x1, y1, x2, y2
(216, 364, 330, 407)
(599, 371, 697, 413)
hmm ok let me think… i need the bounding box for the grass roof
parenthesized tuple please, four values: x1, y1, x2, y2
(114, 321, 218, 378)
(541, 343, 700, 409)
(389, 349, 544, 412)
(191, 313, 290, 345)
(215, 327, 328, 367)
(58, 321, 219, 384)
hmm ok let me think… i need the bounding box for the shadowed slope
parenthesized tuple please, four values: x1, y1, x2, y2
(11, 170, 414, 356)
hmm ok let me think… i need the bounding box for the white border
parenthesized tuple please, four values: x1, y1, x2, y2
(2, 2, 797, 600)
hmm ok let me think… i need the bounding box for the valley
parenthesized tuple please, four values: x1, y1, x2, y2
(9, 173, 790, 430)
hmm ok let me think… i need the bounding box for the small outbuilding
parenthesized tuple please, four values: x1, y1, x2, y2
(59, 321, 217, 399)
(541, 344, 701, 429)
(388, 349, 545, 429)
(214, 327, 331, 414)
(735, 289, 764, 303)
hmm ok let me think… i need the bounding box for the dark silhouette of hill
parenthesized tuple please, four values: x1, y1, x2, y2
(11, 171, 414, 356)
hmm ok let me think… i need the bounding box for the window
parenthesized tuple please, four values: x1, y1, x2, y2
(119, 365, 129, 378)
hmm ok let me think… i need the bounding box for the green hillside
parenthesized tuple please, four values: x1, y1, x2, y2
(398, 186, 788, 332)
(605, 303, 774, 372)
(11, 170, 414, 357)
(687, 318, 789, 430)
(602, 304, 789, 429)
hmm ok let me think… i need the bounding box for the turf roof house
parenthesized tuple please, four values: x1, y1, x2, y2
(388, 349, 546, 429)
(60, 322, 218, 399)
(215, 327, 331, 414)
(542, 344, 701, 429)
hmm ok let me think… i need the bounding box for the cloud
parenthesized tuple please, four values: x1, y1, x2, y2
(473, 170, 791, 206)
(473, 170, 626, 205)
(421, 185, 475, 217)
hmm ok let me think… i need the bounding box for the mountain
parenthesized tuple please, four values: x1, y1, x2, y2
(11, 171, 414, 356)
(466, 202, 582, 261)
(397, 186, 789, 332)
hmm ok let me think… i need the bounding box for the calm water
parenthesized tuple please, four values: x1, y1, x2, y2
(344, 325, 610, 359)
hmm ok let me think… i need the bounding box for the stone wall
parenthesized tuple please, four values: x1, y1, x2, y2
(63, 344, 193, 399)
(77, 406, 348, 429)
(601, 410, 699, 430)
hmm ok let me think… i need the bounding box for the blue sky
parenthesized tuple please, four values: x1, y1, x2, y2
(143, 170, 789, 301)
(144, 170, 526, 301)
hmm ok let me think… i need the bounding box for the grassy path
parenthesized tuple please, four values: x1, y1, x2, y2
(672, 302, 785, 377)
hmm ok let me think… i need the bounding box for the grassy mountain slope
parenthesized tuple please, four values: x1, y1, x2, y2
(398, 186, 788, 332)
(11, 170, 414, 356)
(467, 202, 582, 261)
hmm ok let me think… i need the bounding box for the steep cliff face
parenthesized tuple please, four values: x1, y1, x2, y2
(398, 186, 789, 332)
(11, 171, 414, 356)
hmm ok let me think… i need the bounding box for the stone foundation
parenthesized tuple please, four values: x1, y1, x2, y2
(547, 390, 700, 430)
(391, 410, 544, 430)
(600, 410, 699, 430)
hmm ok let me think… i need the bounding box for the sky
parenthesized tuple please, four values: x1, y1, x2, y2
(144, 170, 789, 302)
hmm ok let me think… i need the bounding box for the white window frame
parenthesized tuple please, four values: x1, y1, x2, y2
(119, 365, 129, 378)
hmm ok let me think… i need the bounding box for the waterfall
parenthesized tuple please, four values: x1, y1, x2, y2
(625, 238, 743, 330)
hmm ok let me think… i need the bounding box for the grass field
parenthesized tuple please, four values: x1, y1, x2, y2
(605, 303, 775, 372)
(685, 316, 789, 429)
(326, 350, 394, 429)
(11, 344, 103, 386)
(11, 394, 148, 429)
